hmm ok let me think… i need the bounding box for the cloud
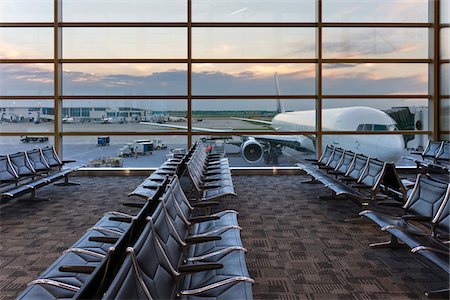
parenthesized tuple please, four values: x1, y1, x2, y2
(0, 63, 427, 99)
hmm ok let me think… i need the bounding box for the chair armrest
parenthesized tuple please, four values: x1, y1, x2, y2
(178, 263, 223, 273)
(88, 236, 119, 244)
(304, 158, 318, 162)
(376, 199, 403, 207)
(191, 201, 220, 208)
(59, 265, 96, 274)
(341, 177, 358, 182)
(352, 184, 372, 189)
(62, 159, 77, 164)
(402, 215, 432, 222)
(184, 236, 221, 244)
(122, 202, 145, 208)
(189, 215, 220, 223)
(109, 216, 133, 223)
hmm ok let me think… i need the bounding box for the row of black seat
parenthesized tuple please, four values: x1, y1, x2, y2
(360, 174, 449, 297)
(17, 143, 252, 299)
(296, 145, 407, 206)
(0, 146, 83, 202)
(403, 140, 449, 173)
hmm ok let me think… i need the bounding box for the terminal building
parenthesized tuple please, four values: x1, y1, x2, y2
(0, 1, 449, 299)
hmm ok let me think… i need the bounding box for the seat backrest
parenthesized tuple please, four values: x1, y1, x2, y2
(169, 175, 193, 222)
(318, 145, 334, 165)
(404, 174, 449, 219)
(334, 151, 355, 174)
(0, 155, 19, 182)
(41, 146, 63, 168)
(186, 160, 203, 192)
(432, 188, 450, 237)
(26, 149, 51, 172)
(345, 154, 369, 180)
(436, 142, 449, 161)
(150, 201, 185, 271)
(8, 152, 36, 177)
(160, 184, 190, 241)
(101, 221, 176, 300)
(422, 141, 442, 159)
(326, 147, 344, 169)
(357, 158, 385, 188)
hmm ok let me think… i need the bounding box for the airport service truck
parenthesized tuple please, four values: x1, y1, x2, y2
(118, 141, 153, 157)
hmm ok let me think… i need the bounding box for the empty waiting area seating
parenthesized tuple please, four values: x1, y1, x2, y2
(0, 146, 83, 202)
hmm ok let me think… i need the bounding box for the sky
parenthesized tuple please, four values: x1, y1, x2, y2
(0, 0, 448, 112)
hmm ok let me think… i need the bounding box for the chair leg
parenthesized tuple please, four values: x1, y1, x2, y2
(425, 288, 450, 298)
(54, 175, 80, 186)
(19, 189, 50, 202)
(369, 235, 407, 249)
(301, 177, 319, 184)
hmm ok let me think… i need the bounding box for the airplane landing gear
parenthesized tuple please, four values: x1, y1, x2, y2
(263, 143, 282, 165)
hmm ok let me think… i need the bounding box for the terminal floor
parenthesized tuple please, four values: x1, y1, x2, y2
(0, 175, 447, 300)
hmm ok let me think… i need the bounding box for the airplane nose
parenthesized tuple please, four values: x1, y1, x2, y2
(376, 135, 405, 162)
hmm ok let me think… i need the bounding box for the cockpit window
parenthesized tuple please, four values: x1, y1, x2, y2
(357, 124, 397, 131)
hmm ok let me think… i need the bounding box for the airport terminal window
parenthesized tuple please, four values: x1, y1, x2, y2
(0, 0, 446, 168)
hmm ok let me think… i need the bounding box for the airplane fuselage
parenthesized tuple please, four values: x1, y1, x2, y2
(271, 107, 405, 162)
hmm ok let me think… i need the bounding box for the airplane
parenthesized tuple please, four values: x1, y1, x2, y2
(62, 116, 75, 124)
(100, 116, 113, 124)
(140, 75, 405, 164)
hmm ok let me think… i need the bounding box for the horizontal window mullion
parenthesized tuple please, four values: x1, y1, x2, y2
(191, 95, 316, 99)
(322, 95, 431, 99)
(0, 22, 53, 27)
(0, 96, 54, 100)
(322, 131, 432, 135)
(0, 132, 54, 136)
(62, 132, 187, 136)
(322, 59, 431, 64)
(190, 131, 317, 136)
(61, 59, 187, 63)
(61, 95, 187, 100)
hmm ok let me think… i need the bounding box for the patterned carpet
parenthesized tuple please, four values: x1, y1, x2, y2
(0, 175, 447, 299)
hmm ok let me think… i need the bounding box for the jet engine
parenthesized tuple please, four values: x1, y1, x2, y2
(241, 138, 264, 163)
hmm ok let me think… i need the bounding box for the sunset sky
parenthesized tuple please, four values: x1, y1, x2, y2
(0, 0, 448, 111)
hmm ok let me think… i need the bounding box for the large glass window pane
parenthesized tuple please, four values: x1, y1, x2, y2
(441, 99, 449, 132)
(0, 136, 54, 154)
(192, 64, 316, 95)
(193, 135, 316, 167)
(323, 98, 429, 153)
(323, 63, 428, 95)
(323, 0, 428, 23)
(322, 133, 425, 165)
(323, 28, 428, 59)
(0, 0, 53, 22)
(62, 64, 187, 96)
(62, 135, 187, 168)
(442, 64, 449, 95)
(192, 28, 315, 59)
(442, 28, 449, 60)
(62, 0, 186, 22)
(192, 99, 315, 131)
(193, 0, 315, 22)
(442, 0, 449, 24)
(63, 28, 187, 59)
(0, 64, 53, 96)
(0, 100, 54, 132)
(62, 99, 187, 132)
(0, 28, 53, 59)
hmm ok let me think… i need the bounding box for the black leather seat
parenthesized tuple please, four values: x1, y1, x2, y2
(0, 155, 19, 185)
(102, 213, 253, 300)
(360, 174, 449, 248)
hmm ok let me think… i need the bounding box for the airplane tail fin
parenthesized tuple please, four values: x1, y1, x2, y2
(275, 72, 285, 114)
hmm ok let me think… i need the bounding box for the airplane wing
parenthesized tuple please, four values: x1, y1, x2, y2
(230, 117, 273, 126)
(140, 121, 314, 153)
(140, 122, 230, 133)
